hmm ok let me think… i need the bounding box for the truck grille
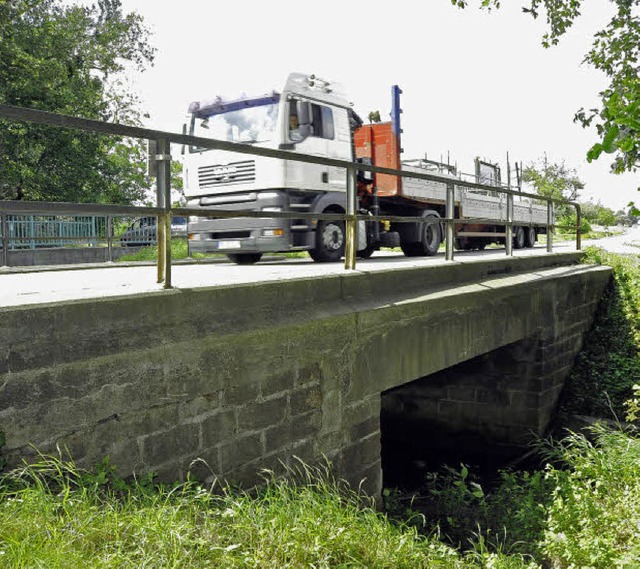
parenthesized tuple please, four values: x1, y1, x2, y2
(198, 160, 255, 188)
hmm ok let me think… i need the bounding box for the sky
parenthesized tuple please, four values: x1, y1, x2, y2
(68, 0, 638, 211)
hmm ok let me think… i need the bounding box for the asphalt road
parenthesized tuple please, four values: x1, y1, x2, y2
(581, 226, 640, 254)
(0, 240, 586, 308)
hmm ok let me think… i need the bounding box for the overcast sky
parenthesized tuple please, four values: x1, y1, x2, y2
(67, 0, 638, 211)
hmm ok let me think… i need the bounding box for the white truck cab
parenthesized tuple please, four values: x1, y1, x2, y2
(184, 73, 356, 263)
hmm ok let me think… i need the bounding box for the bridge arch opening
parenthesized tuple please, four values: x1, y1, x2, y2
(380, 337, 561, 489)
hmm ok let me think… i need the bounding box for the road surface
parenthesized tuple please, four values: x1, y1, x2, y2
(0, 241, 587, 308)
(581, 226, 640, 255)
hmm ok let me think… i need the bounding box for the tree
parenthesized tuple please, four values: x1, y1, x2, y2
(451, 0, 640, 175)
(523, 156, 585, 228)
(0, 0, 156, 204)
(523, 156, 584, 202)
(581, 200, 618, 227)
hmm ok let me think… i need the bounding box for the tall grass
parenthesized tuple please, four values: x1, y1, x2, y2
(0, 455, 471, 568)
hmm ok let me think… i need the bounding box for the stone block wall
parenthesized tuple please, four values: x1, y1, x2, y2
(0, 253, 610, 499)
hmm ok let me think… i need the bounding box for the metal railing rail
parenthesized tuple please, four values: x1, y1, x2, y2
(0, 103, 581, 286)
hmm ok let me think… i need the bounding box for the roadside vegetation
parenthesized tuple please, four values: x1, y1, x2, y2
(116, 239, 210, 262)
(116, 240, 311, 263)
(558, 247, 640, 418)
(0, 456, 471, 568)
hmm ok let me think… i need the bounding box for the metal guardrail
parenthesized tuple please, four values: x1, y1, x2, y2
(0, 103, 581, 287)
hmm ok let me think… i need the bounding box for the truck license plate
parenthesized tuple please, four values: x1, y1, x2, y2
(217, 240, 241, 249)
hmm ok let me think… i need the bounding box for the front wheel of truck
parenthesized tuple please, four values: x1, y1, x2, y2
(227, 253, 263, 265)
(309, 219, 345, 262)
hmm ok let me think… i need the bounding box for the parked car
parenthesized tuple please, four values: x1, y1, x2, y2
(120, 216, 188, 247)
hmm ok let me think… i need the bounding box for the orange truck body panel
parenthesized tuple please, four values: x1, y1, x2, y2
(353, 122, 402, 197)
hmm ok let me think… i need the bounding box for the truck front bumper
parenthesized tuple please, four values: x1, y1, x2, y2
(187, 190, 305, 255)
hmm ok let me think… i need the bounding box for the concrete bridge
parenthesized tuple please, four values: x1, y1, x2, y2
(0, 252, 611, 496)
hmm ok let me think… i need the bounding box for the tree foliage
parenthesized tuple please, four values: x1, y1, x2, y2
(523, 156, 584, 201)
(0, 0, 156, 203)
(452, 0, 640, 175)
(580, 200, 617, 227)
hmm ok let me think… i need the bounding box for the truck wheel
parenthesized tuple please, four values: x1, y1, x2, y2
(524, 226, 536, 248)
(228, 253, 263, 265)
(401, 214, 441, 257)
(309, 219, 345, 262)
(513, 226, 525, 249)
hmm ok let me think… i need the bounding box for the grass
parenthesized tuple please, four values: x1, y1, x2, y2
(116, 239, 214, 262)
(116, 241, 311, 263)
(6, 429, 640, 569)
(0, 456, 474, 569)
(391, 425, 640, 569)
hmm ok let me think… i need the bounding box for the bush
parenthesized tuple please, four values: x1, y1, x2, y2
(542, 426, 640, 568)
(557, 213, 591, 235)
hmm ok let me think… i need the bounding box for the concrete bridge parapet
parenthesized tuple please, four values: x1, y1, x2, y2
(0, 253, 611, 496)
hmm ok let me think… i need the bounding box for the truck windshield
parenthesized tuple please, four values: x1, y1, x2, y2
(189, 98, 280, 152)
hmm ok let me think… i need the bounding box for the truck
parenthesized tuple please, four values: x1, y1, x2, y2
(183, 72, 549, 264)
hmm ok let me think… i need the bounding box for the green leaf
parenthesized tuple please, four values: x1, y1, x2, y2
(587, 144, 604, 163)
(601, 125, 620, 153)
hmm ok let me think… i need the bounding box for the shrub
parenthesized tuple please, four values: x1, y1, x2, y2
(542, 426, 640, 568)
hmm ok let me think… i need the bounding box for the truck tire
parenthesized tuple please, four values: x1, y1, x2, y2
(309, 219, 345, 262)
(401, 213, 441, 257)
(228, 253, 263, 265)
(513, 226, 525, 249)
(524, 226, 536, 248)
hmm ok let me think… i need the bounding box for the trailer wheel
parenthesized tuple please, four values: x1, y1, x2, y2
(513, 226, 526, 249)
(309, 219, 345, 262)
(524, 226, 536, 248)
(401, 213, 441, 257)
(228, 253, 263, 265)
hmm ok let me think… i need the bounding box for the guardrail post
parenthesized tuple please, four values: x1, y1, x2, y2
(445, 182, 455, 261)
(547, 201, 554, 253)
(505, 193, 513, 256)
(155, 137, 172, 288)
(344, 166, 357, 270)
(1, 210, 8, 267)
(575, 203, 582, 250)
(106, 215, 113, 262)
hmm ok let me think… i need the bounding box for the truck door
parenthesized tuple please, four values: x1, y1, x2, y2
(285, 99, 346, 193)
